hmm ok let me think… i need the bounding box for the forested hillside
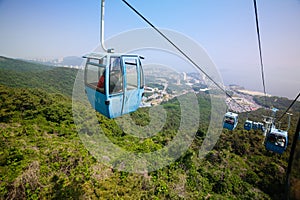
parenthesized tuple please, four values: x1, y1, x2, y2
(0, 57, 299, 199)
(0, 57, 77, 96)
(0, 56, 54, 72)
(254, 96, 300, 113)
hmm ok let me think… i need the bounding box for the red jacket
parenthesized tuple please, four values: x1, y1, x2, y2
(97, 75, 105, 88)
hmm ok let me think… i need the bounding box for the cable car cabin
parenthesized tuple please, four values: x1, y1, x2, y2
(257, 122, 264, 131)
(83, 52, 145, 119)
(252, 122, 258, 130)
(223, 112, 238, 130)
(244, 120, 253, 131)
(265, 127, 288, 154)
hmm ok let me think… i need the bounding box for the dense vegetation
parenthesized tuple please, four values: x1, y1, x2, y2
(0, 56, 299, 199)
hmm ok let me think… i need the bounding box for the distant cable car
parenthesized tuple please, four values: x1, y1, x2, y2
(244, 120, 252, 131)
(265, 126, 288, 154)
(223, 112, 238, 130)
(257, 122, 264, 131)
(83, 52, 144, 118)
(252, 122, 258, 130)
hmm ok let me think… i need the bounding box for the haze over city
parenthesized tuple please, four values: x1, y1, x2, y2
(0, 0, 299, 99)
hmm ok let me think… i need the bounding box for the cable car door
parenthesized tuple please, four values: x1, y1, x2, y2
(107, 56, 124, 118)
(122, 56, 142, 115)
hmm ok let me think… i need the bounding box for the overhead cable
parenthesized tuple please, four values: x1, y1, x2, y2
(253, 0, 268, 108)
(121, 0, 248, 112)
(278, 92, 300, 122)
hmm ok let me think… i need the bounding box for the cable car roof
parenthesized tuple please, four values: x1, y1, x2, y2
(83, 52, 143, 60)
(224, 112, 238, 118)
(270, 127, 288, 137)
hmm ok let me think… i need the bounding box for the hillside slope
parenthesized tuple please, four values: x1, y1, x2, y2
(0, 56, 299, 199)
(0, 56, 77, 96)
(0, 84, 299, 199)
(0, 56, 54, 72)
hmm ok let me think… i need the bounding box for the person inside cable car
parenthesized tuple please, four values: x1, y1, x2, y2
(276, 136, 286, 147)
(224, 116, 234, 125)
(97, 71, 105, 93)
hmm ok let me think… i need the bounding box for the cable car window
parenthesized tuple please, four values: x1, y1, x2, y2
(276, 135, 286, 147)
(267, 134, 276, 143)
(139, 59, 144, 89)
(109, 57, 123, 94)
(89, 58, 101, 64)
(85, 57, 106, 93)
(224, 116, 234, 125)
(125, 58, 138, 90)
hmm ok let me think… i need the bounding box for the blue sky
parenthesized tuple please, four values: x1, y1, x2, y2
(0, 0, 299, 99)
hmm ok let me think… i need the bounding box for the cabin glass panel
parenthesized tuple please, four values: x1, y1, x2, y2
(139, 59, 144, 88)
(224, 116, 235, 125)
(85, 57, 106, 92)
(267, 133, 286, 148)
(125, 58, 138, 90)
(109, 57, 123, 94)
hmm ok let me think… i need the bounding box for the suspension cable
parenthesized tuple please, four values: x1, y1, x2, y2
(278, 92, 300, 122)
(121, 0, 248, 112)
(253, 0, 268, 108)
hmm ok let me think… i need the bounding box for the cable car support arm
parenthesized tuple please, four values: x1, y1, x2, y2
(100, 0, 107, 52)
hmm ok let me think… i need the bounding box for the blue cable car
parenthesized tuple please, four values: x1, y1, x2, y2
(257, 122, 264, 131)
(252, 122, 258, 130)
(223, 112, 238, 130)
(244, 120, 253, 131)
(83, 52, 145, 118)
(265, 127, 288, 154)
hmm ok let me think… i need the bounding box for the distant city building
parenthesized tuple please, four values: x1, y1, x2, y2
(182, 72, 187, 81)
(140, 68, 265, 111)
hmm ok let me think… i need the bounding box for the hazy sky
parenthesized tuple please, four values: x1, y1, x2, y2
(0, 0, 299, 99)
